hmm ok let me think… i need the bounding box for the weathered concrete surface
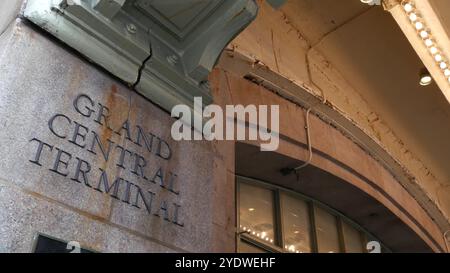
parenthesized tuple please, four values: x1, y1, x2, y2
(0, 17, 232, 252)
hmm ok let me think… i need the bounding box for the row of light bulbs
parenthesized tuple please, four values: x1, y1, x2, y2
(284, 245, 302, 253)
(240, 225, 303, 252)
(402, 1, 450, 85)
(240, 226, 274, 243)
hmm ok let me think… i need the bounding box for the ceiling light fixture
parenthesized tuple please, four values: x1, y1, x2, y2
(420, 69, 433, 86)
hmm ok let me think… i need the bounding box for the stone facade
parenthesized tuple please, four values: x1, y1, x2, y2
(0, 15, 234, 252)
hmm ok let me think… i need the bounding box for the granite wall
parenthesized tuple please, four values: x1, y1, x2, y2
(0, 9, 234, 252)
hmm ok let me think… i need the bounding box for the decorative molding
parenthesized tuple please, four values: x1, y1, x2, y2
(387, 0, 450, 103)
(24, 0, 258, 113)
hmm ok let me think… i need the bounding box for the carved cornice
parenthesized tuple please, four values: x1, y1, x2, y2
(24, 0, 258, 112)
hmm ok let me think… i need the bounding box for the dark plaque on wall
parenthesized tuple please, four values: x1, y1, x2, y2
(33, 234, 94, 253)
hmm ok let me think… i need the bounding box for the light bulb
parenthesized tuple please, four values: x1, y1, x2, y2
(415, 22, 423, 30)
(404, 3, 413, 12)
(425, 39, 433, 47)
(420, 30, 428, 38)
(420, 75, 432, 86)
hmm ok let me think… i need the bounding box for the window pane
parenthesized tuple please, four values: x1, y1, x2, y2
(281, 193, 311, 253)
(342, 221, 364, 253)
(314, 205, 340, 253)
(239, 240, 268, 253)
(239, 182, 275, 245)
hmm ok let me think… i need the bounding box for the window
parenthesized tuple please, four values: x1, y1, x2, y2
(239, 183, 276, 246)
(280, 193, 312, 253)
(237, 176, 388, 253)
(314, 205, 340, 253)
(342, 220, 365, 253)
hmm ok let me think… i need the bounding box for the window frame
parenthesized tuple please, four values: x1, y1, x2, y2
(236, 175, 391, 253)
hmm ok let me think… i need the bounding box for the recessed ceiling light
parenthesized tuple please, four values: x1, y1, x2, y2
(420, 70, 433, 86)
(420, 76, 432, 86)
(248, 208, 255, 211)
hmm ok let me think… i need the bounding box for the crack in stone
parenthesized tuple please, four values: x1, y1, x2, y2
(132, 29, 152, 89)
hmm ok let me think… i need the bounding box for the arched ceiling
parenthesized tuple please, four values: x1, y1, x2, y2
(278, 0, 450, 197)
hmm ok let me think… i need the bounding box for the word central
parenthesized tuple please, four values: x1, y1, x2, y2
(27, 92, 183, 227)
